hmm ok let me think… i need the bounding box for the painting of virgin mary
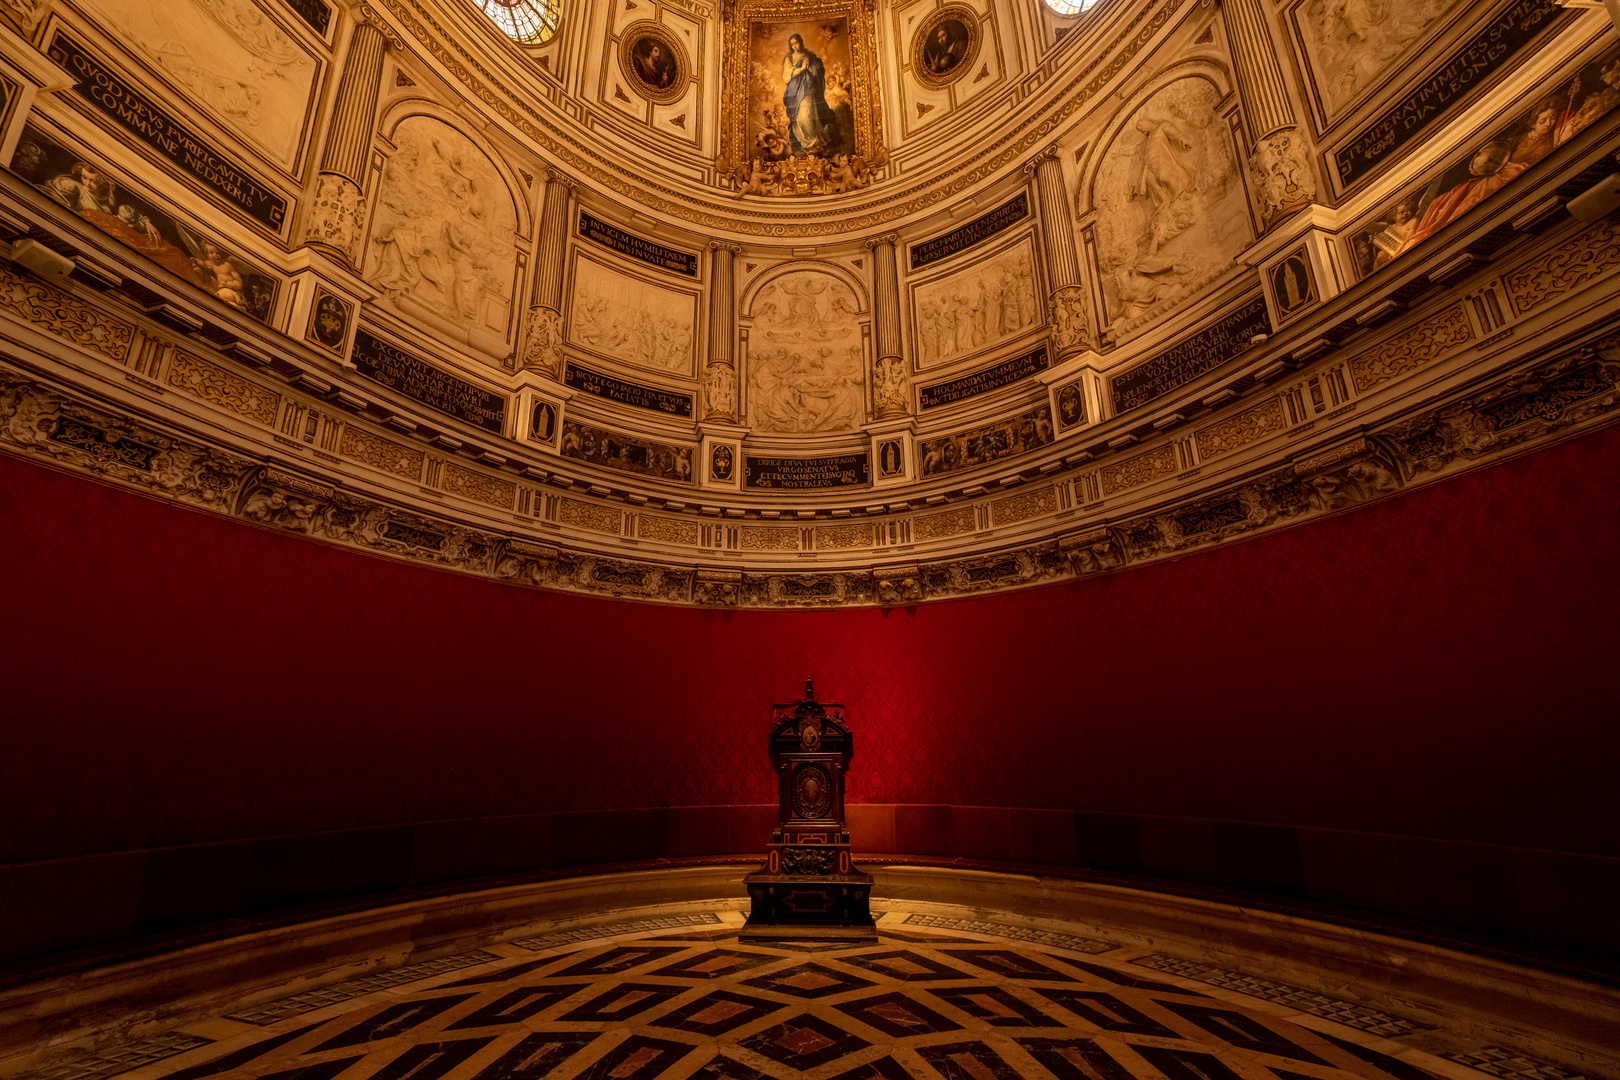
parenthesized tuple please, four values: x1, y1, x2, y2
(782, 33, 840, 155)
(744, 19, 854, 163)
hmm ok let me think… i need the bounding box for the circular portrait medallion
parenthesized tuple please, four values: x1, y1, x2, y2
(619, 23, 689, 104)
(912, 6, 981, 90)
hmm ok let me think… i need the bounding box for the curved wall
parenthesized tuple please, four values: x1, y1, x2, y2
(1, 423, 1618, 964)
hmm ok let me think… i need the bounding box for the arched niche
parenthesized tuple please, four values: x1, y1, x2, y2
(740, 263, 870, 436)
(1081, 65, 1251, 343)
(365, 111, 525, 360)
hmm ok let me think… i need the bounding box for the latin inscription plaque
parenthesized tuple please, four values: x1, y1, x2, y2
(1110, 298, 1270, 413)
(909, 194, 1029, 270)
(920, 346, 1049, 410)
(578, 210, 699, 276)
(1333, 0, 1566, 186)
(353, 330, 506, 433)
(48, 34, 287, 230)
(745, 453, 870, 489)
(565, 361, 695, 417)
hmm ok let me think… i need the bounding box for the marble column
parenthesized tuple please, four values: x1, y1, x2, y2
(866, 233, 908, 421)
(703, 242, 741, 422)
(1222, 0, 1315, 229)
(305, 13, 390, 264)
(1029, 149, 1090, 359)
(521, 170, 575, 377)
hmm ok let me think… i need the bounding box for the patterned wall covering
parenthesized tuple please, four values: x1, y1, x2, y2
(3, 421, 1615, 859)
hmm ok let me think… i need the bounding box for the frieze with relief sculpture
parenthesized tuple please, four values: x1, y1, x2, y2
(0, 262, 134, 362)
(1092, 76, 1251, 342)
(913, 505, 975, 542)
(0, 371, 248, 507)
(368, 119, 519, 341)
(640, 515, 701, 546)
(1099, 443, 1176, 496)
(1194, 395, 1287, 461)
(748, 271, 865, 433)
(3, 332, 1620, 609)
(1293, 0, 1450, 118)
(64, 0, 320, 170)
(444, 462, 516, 508)
(814, 523, 874, 550)
(990, 485, 1057, 527)
(1347, 304, 1474, 392)
(1503, 214, 1620, 316)
(914, 241, 1041, 368)
(339, 424, 425, 479)
(166, 350, 281, 427)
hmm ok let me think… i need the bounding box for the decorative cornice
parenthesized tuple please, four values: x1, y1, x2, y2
(4, 327, 1615, 607)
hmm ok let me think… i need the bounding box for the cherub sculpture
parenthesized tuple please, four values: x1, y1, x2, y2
(735, 158, 770, 198)
(828, 154, 866, 193)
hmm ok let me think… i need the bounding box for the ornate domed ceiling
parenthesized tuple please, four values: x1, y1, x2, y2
(0, 0, 1616, 606)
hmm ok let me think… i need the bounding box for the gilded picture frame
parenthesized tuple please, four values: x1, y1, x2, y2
(911, 5, 981, 91)
(619, 21, 691, 105)
(719, 0, 885, 194)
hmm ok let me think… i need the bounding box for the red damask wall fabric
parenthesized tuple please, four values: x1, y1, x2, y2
(0, 424, 1615, 866)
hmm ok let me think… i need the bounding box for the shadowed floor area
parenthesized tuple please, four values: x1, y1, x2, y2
(21, 904, 1605, 1080)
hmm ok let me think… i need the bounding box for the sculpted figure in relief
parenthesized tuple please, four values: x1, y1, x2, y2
(78, 0, 316, 168)
(914, 245, 1039, 366)
(705, 363, 737, 418)
(367, 119, 518, 336)
(748, 272, 865, 433)
(568, 258, 696, 374)
(1093, 78, 1250, 341)
(1299, 0, 1450, 114)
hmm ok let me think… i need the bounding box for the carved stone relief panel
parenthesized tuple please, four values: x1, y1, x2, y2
(747, 270, 865, 434)
(1092, 76, 1250, 343)
(1291, 0, 1455, 121)
(70, 0, 319, 171)
(367, 117, 520, 345)
(567, 255, 698, 377)
(910, 234, 1041, 370)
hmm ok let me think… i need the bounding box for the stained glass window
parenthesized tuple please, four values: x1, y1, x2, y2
(1042, 0, 1097, 15)
(476, 0, 560, 44)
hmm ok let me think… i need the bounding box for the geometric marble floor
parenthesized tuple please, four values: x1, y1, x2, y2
(31, 909, 1589, 1080)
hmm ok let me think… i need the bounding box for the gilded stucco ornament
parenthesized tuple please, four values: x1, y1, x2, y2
(717, 0, 887, 197)
(1047, 284, 1092, 355)
(305, 175, 367, 266)
(1248, 128, 1316, 229)
(522, 305, 565, 376)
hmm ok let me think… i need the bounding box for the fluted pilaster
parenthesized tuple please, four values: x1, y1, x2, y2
(1028, 149, 1090, 358)
(866, 233, 908, 420)
(1222, 0, 1316, 229)
(304, 14, 389, 263)
(704, 242, 740, 422)
(522, 171, 576, 377)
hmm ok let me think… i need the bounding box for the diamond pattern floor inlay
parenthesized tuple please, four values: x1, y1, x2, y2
(40, 910, 1591, 1080)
